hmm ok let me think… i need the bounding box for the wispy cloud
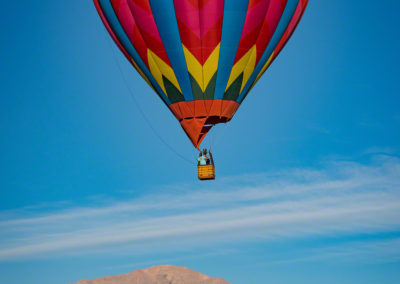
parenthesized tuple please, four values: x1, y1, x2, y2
(0, 155, 399, 261)
(268, 237, 400, 265)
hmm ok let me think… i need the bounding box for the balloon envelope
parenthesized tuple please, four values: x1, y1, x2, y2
(94, 0, 308, 149)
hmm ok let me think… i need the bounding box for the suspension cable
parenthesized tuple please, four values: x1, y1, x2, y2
(210, 122, 228, 151)
(106, 40, 195, 166)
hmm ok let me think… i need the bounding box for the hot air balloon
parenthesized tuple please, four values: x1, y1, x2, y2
(94, 0, 308, 178)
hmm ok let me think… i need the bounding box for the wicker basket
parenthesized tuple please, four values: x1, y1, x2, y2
(198, 165, 216, 180)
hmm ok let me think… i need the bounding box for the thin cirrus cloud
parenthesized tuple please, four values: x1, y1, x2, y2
(0, 155, 399, 261)
(266, 237, 400, 265)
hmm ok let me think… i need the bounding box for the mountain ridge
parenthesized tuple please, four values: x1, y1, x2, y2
(73, 265, 229, 284)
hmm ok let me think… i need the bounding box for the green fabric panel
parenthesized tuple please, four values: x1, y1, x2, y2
(163, 76, 185, 103)
(189, 73, 204, 100)
(223, 73, 244, 101)
(204, 72, 217, 100)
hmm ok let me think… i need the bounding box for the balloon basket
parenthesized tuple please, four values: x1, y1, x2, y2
(198, 165, 216, 180)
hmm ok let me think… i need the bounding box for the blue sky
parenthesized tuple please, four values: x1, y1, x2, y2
(0, 1, 399, 284)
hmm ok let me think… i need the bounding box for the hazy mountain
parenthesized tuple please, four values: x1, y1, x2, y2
(74, 265, 229, 284)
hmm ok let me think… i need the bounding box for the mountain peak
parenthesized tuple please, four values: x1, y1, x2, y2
(74, 265, 229, 284)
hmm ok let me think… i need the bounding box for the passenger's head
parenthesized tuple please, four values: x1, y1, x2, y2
(203, 148, 207, 155)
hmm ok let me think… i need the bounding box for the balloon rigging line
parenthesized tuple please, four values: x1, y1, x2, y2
(106, 40, 195, 166)
(210, 123, 228, 151)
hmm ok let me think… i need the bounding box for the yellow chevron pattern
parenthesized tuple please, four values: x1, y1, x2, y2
(240, 46, 257, 92)
(147, 49, 182, 96)
(183, 45, 204, 90)
(203, 44, 220, 89)
(225, 45, 257, 92)
(183, 44, 221, 92)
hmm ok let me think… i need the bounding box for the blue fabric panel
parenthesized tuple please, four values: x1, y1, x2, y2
(213, 0, 249, 100)
(148, 0, 194, 101)
(98, 0, 171, 105)
(237, 0, 299, 103)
